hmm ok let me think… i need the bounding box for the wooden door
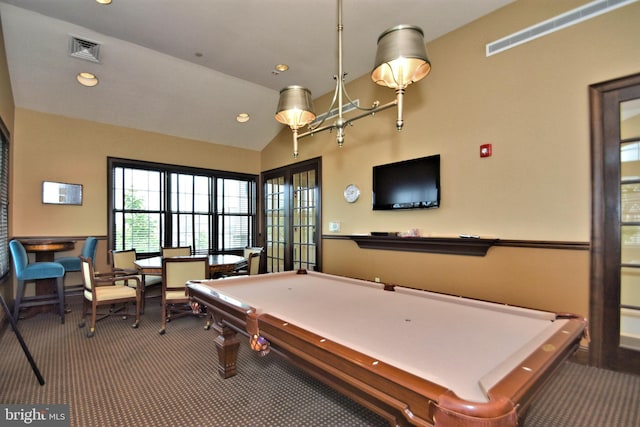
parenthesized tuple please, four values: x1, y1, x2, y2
(262, 158, 321, 272)
(590, 72, 640, 374)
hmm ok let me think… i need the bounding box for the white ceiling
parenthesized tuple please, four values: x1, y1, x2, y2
(0, 0, 514, 151)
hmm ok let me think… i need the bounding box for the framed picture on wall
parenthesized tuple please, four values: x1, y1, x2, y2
(42, 181, 83, 205)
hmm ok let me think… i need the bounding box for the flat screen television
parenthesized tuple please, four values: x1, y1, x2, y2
(372, 154, 440, 210)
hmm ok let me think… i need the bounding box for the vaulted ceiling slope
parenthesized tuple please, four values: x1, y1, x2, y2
(0, 0, 513, 151)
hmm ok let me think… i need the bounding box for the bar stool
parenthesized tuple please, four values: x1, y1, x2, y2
(9, 240, 66, 323)
(56, 237, 98, 273)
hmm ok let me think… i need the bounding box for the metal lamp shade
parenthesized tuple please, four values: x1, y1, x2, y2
(275, 86, 316, 129)
(371, 25, 431, 89)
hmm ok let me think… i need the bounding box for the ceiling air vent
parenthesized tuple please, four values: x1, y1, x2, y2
(69, 36, 101, 63)
(486, 0, 638, 56)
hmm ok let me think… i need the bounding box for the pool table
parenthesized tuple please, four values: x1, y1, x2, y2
(187, 270, 585, 427)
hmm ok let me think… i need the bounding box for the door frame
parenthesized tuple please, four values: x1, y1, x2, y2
(590, 72, 640, 372)
(261, 157, 322, 272)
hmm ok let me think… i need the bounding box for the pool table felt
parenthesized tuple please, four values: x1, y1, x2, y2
(195, 271, 569, 403)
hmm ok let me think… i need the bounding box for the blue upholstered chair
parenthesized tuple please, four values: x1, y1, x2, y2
(9, 240, 66, 323)
(56, 237, 98, 272)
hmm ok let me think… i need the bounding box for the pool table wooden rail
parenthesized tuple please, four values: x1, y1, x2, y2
(187, 278, 586, 427)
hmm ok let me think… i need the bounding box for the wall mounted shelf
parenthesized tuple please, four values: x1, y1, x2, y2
(347, 235, 498, 256)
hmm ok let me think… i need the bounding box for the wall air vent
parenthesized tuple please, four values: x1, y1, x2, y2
(310, 100, 360, 127)
(486, 0, 638, 57)
(69, 36, 101, 63)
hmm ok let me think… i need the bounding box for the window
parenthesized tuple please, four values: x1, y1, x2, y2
(0, 118, 8, 279)
(109, 158, 257, 256)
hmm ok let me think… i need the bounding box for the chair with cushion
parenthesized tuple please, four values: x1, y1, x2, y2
(10, 239, 66, 324)
(78, 256, 141, 338)
(110, 249, 139, 276)
(55, 237, 98, 294)
(56, 237, 98, 272)
(161, 246, 192, 257)
(160, 256, 208, 334)
(110, 248, 161, 313)
(231, 246, 263, 276)
(246, 252, 262, 275)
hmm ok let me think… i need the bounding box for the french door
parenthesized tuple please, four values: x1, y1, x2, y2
(590, 72, 640, 373)
(262, 158, 321, 272)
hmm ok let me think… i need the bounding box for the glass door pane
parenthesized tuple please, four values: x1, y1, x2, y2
(265, 176, 286, 272)
(292, 169, 317, 271)
(620, 99, 640, 352)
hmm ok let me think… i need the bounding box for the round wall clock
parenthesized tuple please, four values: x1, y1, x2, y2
(344, 184, 360, 203)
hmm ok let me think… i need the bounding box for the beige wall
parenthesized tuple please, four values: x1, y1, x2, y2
(325, 239, 589, 315)
(261, 0, 640, 317)
(10, 109, 261, 238)
(264, 0, 640, 240)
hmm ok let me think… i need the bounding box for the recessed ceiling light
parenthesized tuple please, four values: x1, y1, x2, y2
(96, 0, 112, 4)
(236, 113, 250, 123)
(275, 64, 289, 72)
(77, 72, 98, 87)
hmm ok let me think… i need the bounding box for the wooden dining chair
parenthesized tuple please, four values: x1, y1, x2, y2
(160, 256, 208, 334)
(78, 256, 141, 338)
(229, 246, 263, 276)
(110, 248, 162, 313)
(246, 252, 262, 275)
(161, 246, 192, 257)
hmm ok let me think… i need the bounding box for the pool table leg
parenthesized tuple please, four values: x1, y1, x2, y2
(211, 316, 241, 379)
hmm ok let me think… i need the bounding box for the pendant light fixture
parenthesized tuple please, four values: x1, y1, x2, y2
(275, 0, 431, 157)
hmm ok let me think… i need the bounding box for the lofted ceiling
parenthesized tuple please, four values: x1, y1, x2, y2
(0, 0, 514, 151)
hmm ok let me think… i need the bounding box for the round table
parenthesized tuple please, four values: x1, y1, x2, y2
(20, 238, 75, 262)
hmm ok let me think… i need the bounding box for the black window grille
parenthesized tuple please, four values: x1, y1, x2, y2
(108, 158, 257, 256)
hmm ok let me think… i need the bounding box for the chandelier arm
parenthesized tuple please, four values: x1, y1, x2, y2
(341, 82, 381, 112)
(307, 79, 341, 132)
(342, 98, 398, 127)
(296, 122, 337, 141)
(296, 97, 398, 143)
